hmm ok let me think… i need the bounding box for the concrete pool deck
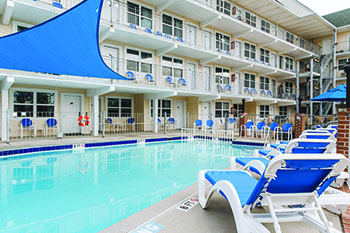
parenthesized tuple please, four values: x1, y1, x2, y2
(102, 181, 344, 233)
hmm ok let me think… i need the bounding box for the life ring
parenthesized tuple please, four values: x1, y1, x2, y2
(78, 161, 90, 173)
(231, 73, 236, 82)
(77, 115, 90, 127)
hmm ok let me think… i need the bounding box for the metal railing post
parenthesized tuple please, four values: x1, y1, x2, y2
(102, 111, 105, 138)
(224, 112, 228, 130)
(186, 112, 189, 128)
(164, 112, 167, 134)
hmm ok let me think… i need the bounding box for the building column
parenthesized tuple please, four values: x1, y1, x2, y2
(310, 58, 313, 124)
(332, 29, 337, 114)
(92, 95, 99, 136)
(153, 99, 158, 133)
(296, 61, 300, 112)
(1, 77, 14, 142)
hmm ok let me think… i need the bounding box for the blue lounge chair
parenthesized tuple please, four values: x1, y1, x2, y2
(194, 119, 203, 129)
(206, 119, 214, 129)
(240, 121, 254, 138)
(146, 74, 154, 82)
(178, 78, 186, 86)
(199, 153, 348, 233)
(20, 118, 35, 138)
(126, 71, 136, 80)
(46, 118, 58, 136)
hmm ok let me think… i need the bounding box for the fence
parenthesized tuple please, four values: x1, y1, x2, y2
(181, 128, 235, 143)
(1, 111, 181, 142)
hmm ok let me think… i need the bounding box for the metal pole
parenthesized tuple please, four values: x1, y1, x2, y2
(186, 112, 189, 128)
(102, 111, 105, 138)
(310, 58, 314, 125)
(224, 112, 228, 130)
(242, 98, 246, 113)
(333, 30, 337, 114)
(6, 109, 9, 143)
(296, 61, 300, 113)
(164, 112, 167, 134)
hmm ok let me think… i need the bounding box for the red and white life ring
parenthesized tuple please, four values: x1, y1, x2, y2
(77, 115, 90, 127)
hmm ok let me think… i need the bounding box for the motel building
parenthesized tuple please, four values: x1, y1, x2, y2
(0, 0, 342, 140)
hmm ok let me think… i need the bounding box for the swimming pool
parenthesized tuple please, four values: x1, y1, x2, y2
(0, 140, 258, 232)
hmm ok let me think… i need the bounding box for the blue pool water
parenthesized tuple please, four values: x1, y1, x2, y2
(0, 141, 258, 232)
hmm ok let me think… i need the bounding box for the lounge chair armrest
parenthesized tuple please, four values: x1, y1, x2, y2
(243, 160, 266, 175)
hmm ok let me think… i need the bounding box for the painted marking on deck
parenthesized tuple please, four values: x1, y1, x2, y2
(176, 197, 199, 212)
(131, 222, 164, 233)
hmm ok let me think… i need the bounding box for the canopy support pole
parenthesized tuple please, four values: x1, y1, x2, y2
(310, 58, 313, 124)
(1, 77, 14, 142)
(153, 99, 158, 133)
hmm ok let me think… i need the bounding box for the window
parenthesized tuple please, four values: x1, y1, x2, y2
(244, 43, 256, 59)
(232, 104, 244, 117)
(260, 76, 269, 90)
(285, 57, 294, 70)
(285, 82, 293, 93)
(261, 19, 270, 33)
(244, 73, 255, 88)
(107, 97, 132, 117)
(260, 105, 269, 118)
(162, 14, 183, 38)
(279, 106, 288, 116)
(216, 33, 230, 52)
(286, 31, 294, 44)
(150, 99, 172, 118)
(162, 56, 184, 78)
(279, 56, 284, 69)
(126, 48, 153, 73)
(260, 48, 270, 63)
(216, 0, 231, 15)
(215, 101, 230, 118)
(13, 90, 56, 118)
(245, 11, 256, 27)
(338, 58, 350, 70)
(215, 67, 230, 84)
(127, 2, 153, 28)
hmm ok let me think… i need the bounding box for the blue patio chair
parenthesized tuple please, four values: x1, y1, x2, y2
(245, 87, 250, 94)
(52, 1, 63, 8)
(126, 71, 136, 80)
(146, 74, 154, 82)
(261, 90, 266, 95)
(106, 117, 119, 133)
(167, 76, 175, 85)
(251, 88, 257, 94)
(178, 78, 186, 86)
(206, 119, 214, 129)
(144, 28, 152, 34)
(268, 122, 279, 140)
(218, 84, 224, 92)
(177, 37, 184, 42)
(253, 121, 266, 138)
(280, 122, 293, 141)
(194, 119, 203, 129)
(156, 31, 163, 37)
(240, 121, 254, 138)
(168, 117, 175, 129)
(127, 117, 135, 131)
(228, 117, 237, 130)
(225, 84, 231, 91)
(200, 154, 347, 233)
(226, 51, 231, 55)
(20, 118, 35, 138)
(46, 118, 58, 136)
(165, 34, 172, 39)
(129, 24, 137, 29)
(267, 90, 272, 96)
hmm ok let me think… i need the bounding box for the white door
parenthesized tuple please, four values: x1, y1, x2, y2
(322, 38, 332, 55)
(62, 94, 82, 134)
(202, 66, 211, 92)
(187, 63, 196, 90)
(270, 53, 277, 67)
(188, 25, 196, 46)
(174, 101, 185, 129)
(271, 24, 276, 36)
(203, 31, 211, 49)
(201, 102, 210, 122)
(279, 29, 285, 40)
(234, 41, 242, 58)
(102, 45, 119, 72)
(234, 72, 241, 95)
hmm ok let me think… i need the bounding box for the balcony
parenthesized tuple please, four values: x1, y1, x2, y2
(336, 40, 350, 58)
(140, 0, 321, 57)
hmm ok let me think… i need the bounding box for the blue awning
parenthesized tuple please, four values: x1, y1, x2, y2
(0, 0, 129, 80)
(311, 84, 346, 102)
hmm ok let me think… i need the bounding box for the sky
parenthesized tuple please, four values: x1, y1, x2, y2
(298, 0, 350, 15)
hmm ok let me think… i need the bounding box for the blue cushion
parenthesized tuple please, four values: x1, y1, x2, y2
(258, 150, 271, 156)
(205, 171, 258, 206)
(270, 144, 279, 149)
(206, 119, 213, 127)
(46, 118, 57, 127)
(127, 118, 135, 124)
(195, 119, 202, 127)
(21, 118, 33, 128)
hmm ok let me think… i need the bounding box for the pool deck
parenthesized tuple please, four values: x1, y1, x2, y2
(101, 181, 344, 233)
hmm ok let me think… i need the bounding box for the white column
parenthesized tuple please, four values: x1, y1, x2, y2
(92, 95, 99, 136)
(153, 98, 158, 133)
(310, 58, 313, 123)
(1, 77, 14, 142)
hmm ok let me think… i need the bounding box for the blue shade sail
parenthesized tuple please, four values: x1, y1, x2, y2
(311, 84, 346, 102)
(0, 0, 129, 80)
